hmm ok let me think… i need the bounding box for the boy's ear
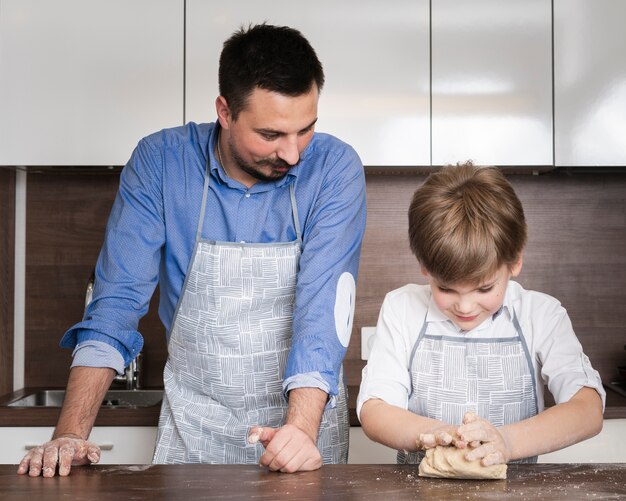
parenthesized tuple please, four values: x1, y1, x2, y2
(510, 253, 524, 278)
(420, 264, 430, 278)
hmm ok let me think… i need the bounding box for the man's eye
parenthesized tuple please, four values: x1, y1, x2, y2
(261, 133, 278, 140)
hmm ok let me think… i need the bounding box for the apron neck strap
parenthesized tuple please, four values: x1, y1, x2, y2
(197, 137, 302, 244)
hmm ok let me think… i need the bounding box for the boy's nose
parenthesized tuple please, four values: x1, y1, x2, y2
(455, 297, 475, 314)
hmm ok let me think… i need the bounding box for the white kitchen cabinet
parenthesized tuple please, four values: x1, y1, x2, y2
(554, 0, 626, 166)
(0, 427, 157, 465)
(538, 419, 626, 463)
(348, 427, 396, 464)
(185, 0, 430, 166)
(431, 0, 552, 166)
(0, 0, 184, 166)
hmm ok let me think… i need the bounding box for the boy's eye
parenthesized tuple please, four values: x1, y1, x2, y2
(478, 286, 494, 293)
(438, 286, 452, 293)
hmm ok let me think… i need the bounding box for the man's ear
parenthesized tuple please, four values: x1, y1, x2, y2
(510, 253, 524, 278)
(215, 96, 232, 130)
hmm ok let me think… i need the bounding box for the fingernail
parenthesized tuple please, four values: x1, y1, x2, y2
(248, 430, 261, 444)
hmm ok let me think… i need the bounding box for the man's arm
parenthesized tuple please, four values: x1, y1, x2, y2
(17, 366, 115, 477)
(250, 142, 366, 472)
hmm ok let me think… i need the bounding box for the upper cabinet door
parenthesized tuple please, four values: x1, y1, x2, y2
(431, 0, 552, 167)
(185, 0, 430, 166)
(554, 0, 626, 167)
(0, 0, 184, 166)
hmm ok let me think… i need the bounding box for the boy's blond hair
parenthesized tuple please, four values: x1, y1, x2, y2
(408, 162, 527, 285)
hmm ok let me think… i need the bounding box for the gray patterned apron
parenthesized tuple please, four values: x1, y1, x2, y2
(398, 301, 538, 464)
(153, 157, 348, 464)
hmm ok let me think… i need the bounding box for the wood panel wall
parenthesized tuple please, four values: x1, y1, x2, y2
(17, 170, 626, 394)
(345, 171, 626, 388)
(0, 170, 15, 396)
(24, 172, 166, 388)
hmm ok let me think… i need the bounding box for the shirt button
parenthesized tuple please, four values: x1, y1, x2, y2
(245, 193, 251, 198)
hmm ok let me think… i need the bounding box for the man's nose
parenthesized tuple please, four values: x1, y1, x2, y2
(277, 136, 300, 165)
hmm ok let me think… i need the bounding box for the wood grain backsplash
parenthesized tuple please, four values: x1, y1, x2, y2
(0, 169, 15, 396)
(10, 170, 626, 391)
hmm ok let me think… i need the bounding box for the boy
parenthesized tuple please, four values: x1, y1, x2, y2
(357, 163, 605, 465)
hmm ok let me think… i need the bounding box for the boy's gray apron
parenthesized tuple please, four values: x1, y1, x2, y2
(153, 158, 348, 464)
(398, 301, 538, 464)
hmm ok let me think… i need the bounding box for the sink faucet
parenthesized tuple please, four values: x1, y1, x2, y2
(85, 268, 143, 390)
(115, 352, 143, 390)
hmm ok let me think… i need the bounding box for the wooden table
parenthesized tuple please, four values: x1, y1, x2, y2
(1, 463, 625, 500)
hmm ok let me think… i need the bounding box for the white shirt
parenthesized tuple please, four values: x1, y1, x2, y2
(357, 280, 606, 419)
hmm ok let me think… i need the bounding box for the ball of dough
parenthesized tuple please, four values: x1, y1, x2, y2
(418, 446, 507, 480)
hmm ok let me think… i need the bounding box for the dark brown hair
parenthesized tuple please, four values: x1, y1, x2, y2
(408, 162, 527, 284)
(219, 23, 324, 120)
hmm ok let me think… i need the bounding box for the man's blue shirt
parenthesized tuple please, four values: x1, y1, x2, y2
(60, 122, 366, 402)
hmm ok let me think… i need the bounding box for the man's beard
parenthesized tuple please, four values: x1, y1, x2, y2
(229, 138, 298, 182)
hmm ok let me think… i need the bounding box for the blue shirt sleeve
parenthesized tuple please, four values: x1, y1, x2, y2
(60, 137, 165, 369)
(283, 142, 366, 405)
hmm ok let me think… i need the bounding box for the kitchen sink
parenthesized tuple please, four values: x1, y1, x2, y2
(6, 389, 163, 408)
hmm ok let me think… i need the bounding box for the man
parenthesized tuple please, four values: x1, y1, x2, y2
(18, 24, 366, 477)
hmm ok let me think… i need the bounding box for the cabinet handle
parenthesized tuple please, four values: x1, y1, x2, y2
(25, 443, 114, 451)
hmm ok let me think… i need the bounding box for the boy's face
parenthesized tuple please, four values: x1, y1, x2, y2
(423, 261, 522, 332)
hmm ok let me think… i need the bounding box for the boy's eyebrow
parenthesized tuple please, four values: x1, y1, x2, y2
(254, 118, 318, 135)
(478, 278, 498, 288)
(438, 279, 496, 291)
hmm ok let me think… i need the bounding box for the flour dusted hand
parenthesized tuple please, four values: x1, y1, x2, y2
(418, 446, 507, 480)
(17, 436, 100, 477)
(418, 424, 467, 450)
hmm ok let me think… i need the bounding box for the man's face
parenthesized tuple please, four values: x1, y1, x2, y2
(221, 86, 319, 186)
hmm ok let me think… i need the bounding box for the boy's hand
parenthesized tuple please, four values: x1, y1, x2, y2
(418, 424, 467, 450)
(456, 412, 511, 466)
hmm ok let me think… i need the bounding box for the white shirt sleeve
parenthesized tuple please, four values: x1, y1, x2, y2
(518, 287, 606, 410)
(356, 285, 429, 420)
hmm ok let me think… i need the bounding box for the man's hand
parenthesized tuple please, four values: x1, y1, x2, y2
(16, 366, 114, 478)
(248, 424, 322, 473)
(456, 412, 511, 466)
(17, 435, 101, 477)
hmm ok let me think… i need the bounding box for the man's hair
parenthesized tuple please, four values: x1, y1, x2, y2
(219, 23, 325, 119)
(408, 162, 527, 285)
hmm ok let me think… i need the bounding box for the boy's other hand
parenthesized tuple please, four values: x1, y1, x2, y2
(418, 425, 467, 450)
